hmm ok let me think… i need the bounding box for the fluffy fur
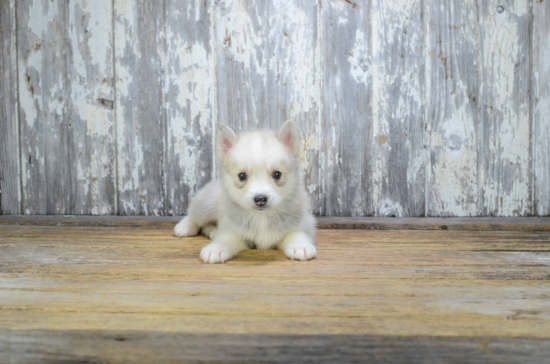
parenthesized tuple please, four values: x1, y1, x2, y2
(174, 121, 317, 264)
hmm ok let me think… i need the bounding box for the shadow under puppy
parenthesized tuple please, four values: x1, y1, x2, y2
(174, 121, 317, 264)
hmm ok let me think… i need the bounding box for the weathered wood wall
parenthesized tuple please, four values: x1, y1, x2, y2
(0, 0, 549, 217)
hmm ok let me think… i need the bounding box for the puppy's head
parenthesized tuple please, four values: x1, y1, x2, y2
(216, 120, 301, 212)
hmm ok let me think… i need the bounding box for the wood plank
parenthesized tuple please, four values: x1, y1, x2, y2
(314, 216, 550, 231)
(2, 256, 548, 280)
(2, 286, 547, 319)
(17, 0, 69, 214)
(4, 241, 550, 265)
(2, 225, 550, 244)
(2, 277, 548, 296)
(1, 311, 549, 338)
(426, 0, 481, 216)
(66, 0, 116, 215)
(1, 277, 548, 318)
(2, 229, 550, 255)
(320, 0, 371, 216)
(371, 0, 425, 217)
(480, 0, 532, 216)
(0, 0, 21, 215)
(215, 0, 266, 131)
(164, 0, 215, 216)
(533, 0, 550, 216)
(3, 224, 549, 241)
(214, 0, 320, 210)
(16, 0, 116, 215)
(114, 0, 165, 215)
(1, 224, 549, 361)
(2, 331, 550, 364)
(1, 228, 550, 281)
(3, 215, 550, 231)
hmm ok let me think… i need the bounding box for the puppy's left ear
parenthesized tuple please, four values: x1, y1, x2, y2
(278, 120, 300, 155)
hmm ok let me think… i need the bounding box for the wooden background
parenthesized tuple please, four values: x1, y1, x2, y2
(1, 0, 549, 217)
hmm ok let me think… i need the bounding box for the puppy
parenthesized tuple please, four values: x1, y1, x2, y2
(174, 121, 317, 264)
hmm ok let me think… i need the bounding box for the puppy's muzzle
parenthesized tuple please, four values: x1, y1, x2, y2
(254, 195, 268, 207)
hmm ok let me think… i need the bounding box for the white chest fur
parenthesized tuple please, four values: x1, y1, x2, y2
(228, 213, 287, 250)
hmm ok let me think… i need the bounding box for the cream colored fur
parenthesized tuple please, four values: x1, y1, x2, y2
(174, 121, 317, 263)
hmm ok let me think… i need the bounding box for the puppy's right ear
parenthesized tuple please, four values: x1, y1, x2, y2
(278, 119, 300, 155)
(216, 123, 237, 159)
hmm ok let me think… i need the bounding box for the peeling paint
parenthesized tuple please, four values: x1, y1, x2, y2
(371, 0, 424, 216)
(5, 0, 546, 217)
(28, 0, 58, 37)
(348, 29, 370, 85)
(481, 0, 531, 216)
(379, 198, 404, 217)
(299, 133, 318, 170)
(165, 0, 215, 215)
(216, 0, 266, 76)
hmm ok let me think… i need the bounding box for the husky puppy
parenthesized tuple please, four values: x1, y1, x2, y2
(174, 121, 317, 264)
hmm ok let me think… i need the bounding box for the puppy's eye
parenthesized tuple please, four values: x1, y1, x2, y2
(272, 171, 282, 180)
(238, 172, 247, 181)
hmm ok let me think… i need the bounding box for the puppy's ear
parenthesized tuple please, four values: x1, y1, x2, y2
(216, 123, 237, 159)
(278, 120, 300, 155)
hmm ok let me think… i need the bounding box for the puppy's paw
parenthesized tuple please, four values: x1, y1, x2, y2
(200, 243, 233, 264)
(174, 217, 199, 237)
(284, 240, 317, 261)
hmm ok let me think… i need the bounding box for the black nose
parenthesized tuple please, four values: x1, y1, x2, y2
(254, 195, 268, 207)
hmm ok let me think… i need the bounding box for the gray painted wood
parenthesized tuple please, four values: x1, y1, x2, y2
(215, 0, 266, 132)
(320, 0, 372, 216)
(0, 0, 21, 214)
(17, 0, 69, 214)
(480, 0, 532, 216)
(371, 0, 425, 217)
(2, 0, 550, 217)
(426, 0, 481, 216)
(66, 0, 117, 215)
(533, 0, 550, 216)
(16, 0, 116, 215)
(164, 0, 216, 216)
(114, 0, 165, 215)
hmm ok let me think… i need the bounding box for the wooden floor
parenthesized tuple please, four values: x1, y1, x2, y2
(1, 222, 550, 363)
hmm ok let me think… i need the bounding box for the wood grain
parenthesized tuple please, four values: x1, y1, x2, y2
(215, 0, 266, 132)
(0, 0, 20, 214)
(0, 225, 549, 362)
(2, 331, 550, 364)
(2, 0, 550, 217)
(2, 215, 550, 231)
(17, 0, 70, 214)
(426, 0, 481, 216)
(320, 0, 371, 216)
(114, 0, 165, 215)
(164, 0, 216, 216)
(371, 0, 426, 217)
(480, 0, 532, 216)
(66, 0, 117, 215)
(533, 0, 550, 216)
(16, 0, 116, 215)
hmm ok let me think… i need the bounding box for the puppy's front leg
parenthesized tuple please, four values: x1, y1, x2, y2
(278, 231, 317, 261)
(200, 230, 247, 264)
